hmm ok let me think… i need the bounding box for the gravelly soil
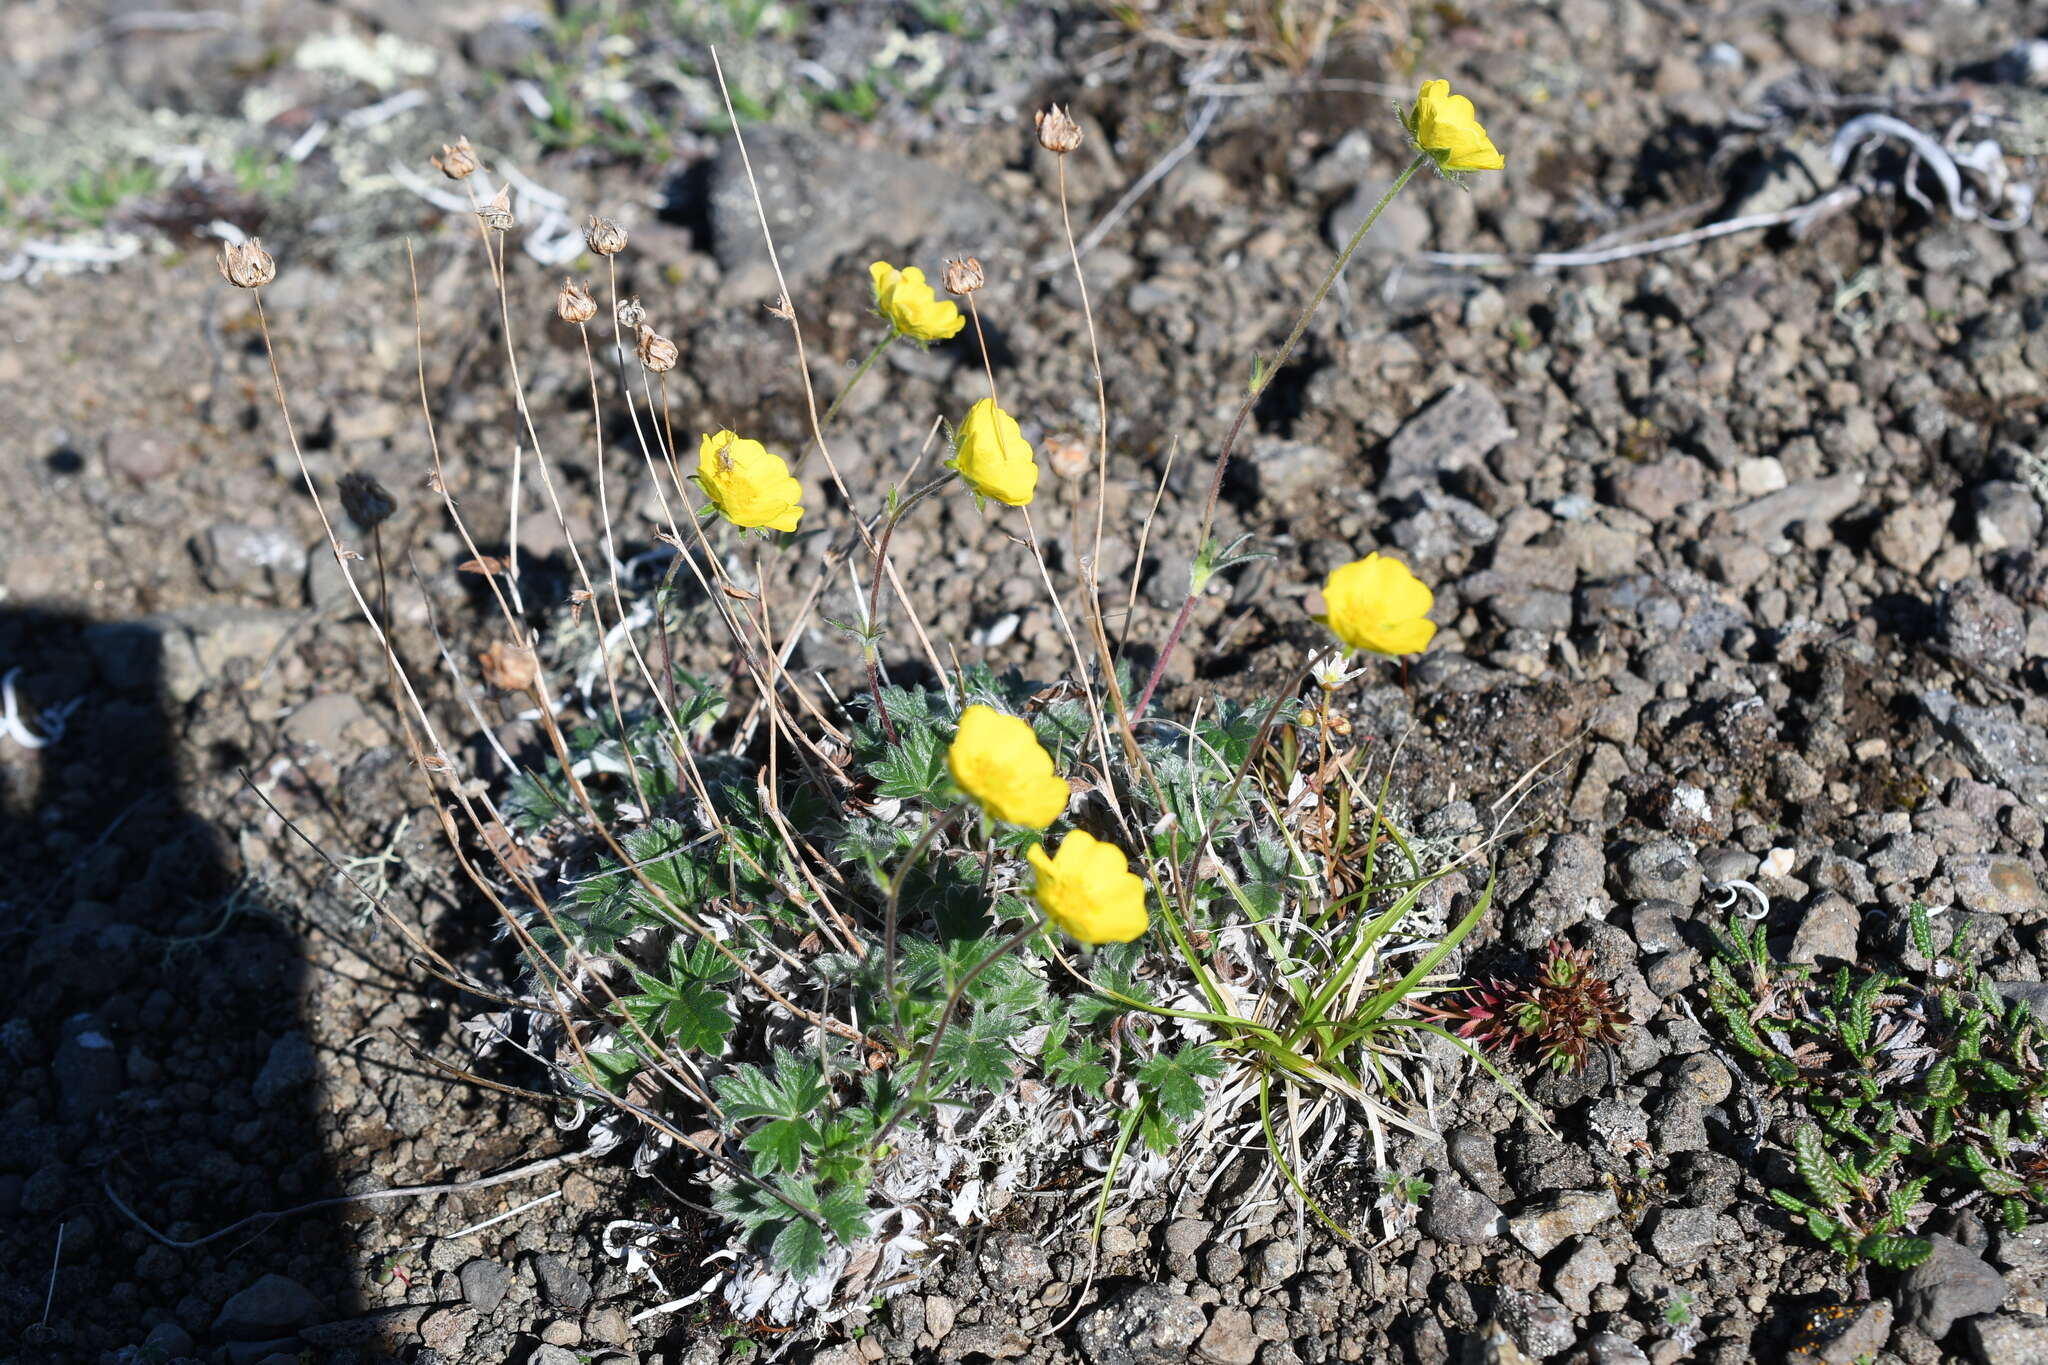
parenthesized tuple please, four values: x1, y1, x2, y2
(7, 2, 2048, 1363)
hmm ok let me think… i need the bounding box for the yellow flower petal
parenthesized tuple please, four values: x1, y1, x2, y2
(951, 398, 1039, 507)
(1317, 552, 1437, 658)
(1029, 831, 1148, 945)
(697, 430, 805, 532)
(1407, 78, 1504, 175)
(871, 260, 966, 343)
(947, 704, 1068, 829)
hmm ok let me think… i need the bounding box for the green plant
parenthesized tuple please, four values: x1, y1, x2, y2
(1423, 939, 1632, 1071)
(1703, 900, 2048, 1267)
(50, 156, 162, 227)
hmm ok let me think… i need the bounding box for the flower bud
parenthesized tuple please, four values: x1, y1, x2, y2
(432, 136, 478, 180)
(337, 471, 397, 530)
(584, 215, 628, 256)
(477, 185, 514, 233)
(637, 324, 678, 374)
(478, 638, 538, 692)
(217, 238, 276, 289)
(617, 296, 646, 330)
(942, 257, 984, 296)
(557, 278, 597, 324)
(1035, 104, 1083, 154)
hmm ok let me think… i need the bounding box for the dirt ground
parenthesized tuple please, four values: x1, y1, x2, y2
(7, 2, 2048, 1363)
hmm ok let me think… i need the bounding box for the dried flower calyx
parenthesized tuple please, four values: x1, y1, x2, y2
(338, 471, 397, 530)
(477, 186, 514, 233)
(557, 278, 597, 324)
(217, 239, 276, 289)
(942, 257, 984, 296)
(1035, 104, 1083, 154)
(616, 297, 646, 330)
(637, 324, 678, 373)
(432, 136, 479, 180)
(585, 215, 628, 256)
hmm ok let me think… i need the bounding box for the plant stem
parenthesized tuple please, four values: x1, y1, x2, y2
(1132, 153, 1427, 719)
(818, 331, 896, 437)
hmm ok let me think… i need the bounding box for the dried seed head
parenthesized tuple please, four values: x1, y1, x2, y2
(942, 256, 984, 296)
(216, 238, 276, 289)
(1035, 104, 1083, 155)
(337, 471, 397, 530)
(584, 215, 628, 256)
(616, 296, 646, 330)
(477, 185, 514, 233)
(432, 136, 479, 180)
(637, 324, 678, 374)
(1046, 434, 1090, 482)
(557, 277, 597, 324)
(478, 638, 538, 693)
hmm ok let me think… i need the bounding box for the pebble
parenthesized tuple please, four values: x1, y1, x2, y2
(1497, 1288, 1575, 1359)
(1383, 381, 1516, 499)
(1946, 854, 2046, 916)
(1196, 1306, 1259, 1365)
(1788, 891, 1860, 965)
(1900, 1234, 2008, 1338)
(1939, 579, 2026, 668)
(528, 1252, 592, 1312)
(1673, 1054, 1732, 1106)
(1076, 1283, 1207, 1365)
(1422, 1179, 1505, 1245)
(212, 1274, 323, 1338)
(1964, 1312, 2048, 1361)
(1550, 1237, 1619, 1315)
(1970, 481, 2043, 550)
(1249, 1238, 1299, 1286)
(982, 1231, 1053, 1298)
(459, 1258, 512, 1313)
(1578, 1333, 1650, 1365)
(53, 1013, 122, 1119)
(1508, 1189, 1619, 1258)
(1614, 839, 1703, 907)
(1645, 1206, 1720, 1266)
(251, 1031, 316, 1106)
(418, 1306, 476, 1354)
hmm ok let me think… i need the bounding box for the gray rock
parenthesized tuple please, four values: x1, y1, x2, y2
(281, 693, 378, 753)
(1789, 891, 1860, 966)
(252, 1032, 315, 1106)
(529, 1252, 592, 1312)
(705, 126, 1004, 289)
(419, 1305, 476, 1354)
(1201, 1241, 1244, 1287)
(1575, 1334, 1648, 1365)
(1964, 1312, 2048, 1362)
(1969, 481, 2043, 551)
(1392, 491, 1501, 560)
(1946, 854, 2046, 915)
(296, 1307, 426, 1352)
(1384, 382, 1516, 499)
(1649, 1090, 1709, 1157)
(1940, 579, 2026, 669)
(1423, 1180, 1504, 1245)
(1509, 832, 1610, 948)
(225, 1339, 301, 1365)
(1236, 437, 1339, 508)
(1197, 1306, 1259, 1365)
(53, 1014, 121, 1119)
(1645, 1206, 1719, 1266)
(1464, 1320, 1540, 1365)
(1874, 500, 1948, 574)
(1673, 1054, 1733, 1106)
(1924, 690, 2048, 811)
(1608, 458, 1705, 522)
(200, 522, 306, 593)
(1614, 840, 1702, 907)
(925, 1294, 957, 1341)
(213, 1275, 323, 1338)
(459, 1258, 512, 1313)
(143, 1321, 194, 1358)
(1720, 472, 1863, 543)
(1249, 1238, 1299, 1286)
(105, 427, 184, 483)
(529, 1348, 581, 1365)
(982, 1231, 1051, 1298)
(1799, 1300, 1892, 1365)
(1508, 1190, 1619, 1258)
(1550, 1237, 1619, 1315)
(1448, 1128, 1511, 1204)
(1900, 1234, 2007, 1338)
(84, 607, 297, 705)
(1497, 1288, 1575, 1359)
(1076, 1284, 1208, 1365)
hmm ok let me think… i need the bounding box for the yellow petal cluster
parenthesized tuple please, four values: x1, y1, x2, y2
(1316, 553, 1437, 657)
(951, 398, 1040, 507)
(946, 705, 1069, 829)
(1404, 79, 1505, 174)
(1028, 832, 1149, 945)
(697, 430, 804, 533)
(870, 261, 965, 343)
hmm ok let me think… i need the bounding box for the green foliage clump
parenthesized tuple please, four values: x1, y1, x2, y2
(1704, 900, 2048, 1270)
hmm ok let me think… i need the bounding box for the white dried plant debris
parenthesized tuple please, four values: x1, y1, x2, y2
(293, 25, 438, 92)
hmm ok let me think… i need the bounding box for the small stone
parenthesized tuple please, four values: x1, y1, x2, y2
(1467, 1319, 1540, 1365)
(297, 1307, 426, 1352)
(1578, 1334, 1650, 1365)
(1794, 1299, 1891, 1365)
(1384, 382, 1516, 499)
(143, 1321, 194, 1359)
(1946, 854, 2046, 915)
(419, 1306, 476, 1354)
(1970, 481, 2043, 551)
(1609, 458, 1705, 522)
(981, 1231, 1052, 1298)
(1674, 1054, 1732, 1106)
(1201, 1241, 1244, 1287)
(1236, 437, 1340, 509)
(539, 1319, 580, 1347)
(1645, 1206, 1719, 1266)
(1789, 891, 1860, 966)
(201, 522, 307, 593)
(529, 1348, 580, 1365)
(1964, 1312, 2048, 1362)
(1497, 1289, 1575, 1359)
(926, 1295, 957, 1341)
(1900, 1234, 2007, 1339)
(1508, 1190, 1620, 1258)
(1875, 500, 1948, 573)
(529, 1252, 592, 1312)
(1197, 1306, 1259, 1365)
(1734, 457, 1788, 497)
(1551, 1237, 1619, 1315)
(458, 1258, 512, 1313)
(1250, 1238, 1299, 1286)
(213, 1275, 323, 1338)
(252, 1032, 315, 1106)
(105, 427, 184, 483)
(53, 1014, 122, 1120)
(1614, 840, 1703, 907)
(1076, 1283, 1207, 1365)
(1423, 1180, 1505, 1246)
(1939, 579, 2026, 669)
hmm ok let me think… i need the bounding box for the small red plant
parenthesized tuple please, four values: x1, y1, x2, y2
(1425, 940, 1632, 1072)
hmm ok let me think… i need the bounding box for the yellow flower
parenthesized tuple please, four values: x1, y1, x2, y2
(1028, 832, 1148, 945)
(697, 430, 804, 533)
(946, 704, 1069, 829)
(1403, 79, 1505, 174)
(1316, 553, 1437, 657)
(870, 261, 965, 343)
(950, 398, 1040, 507)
